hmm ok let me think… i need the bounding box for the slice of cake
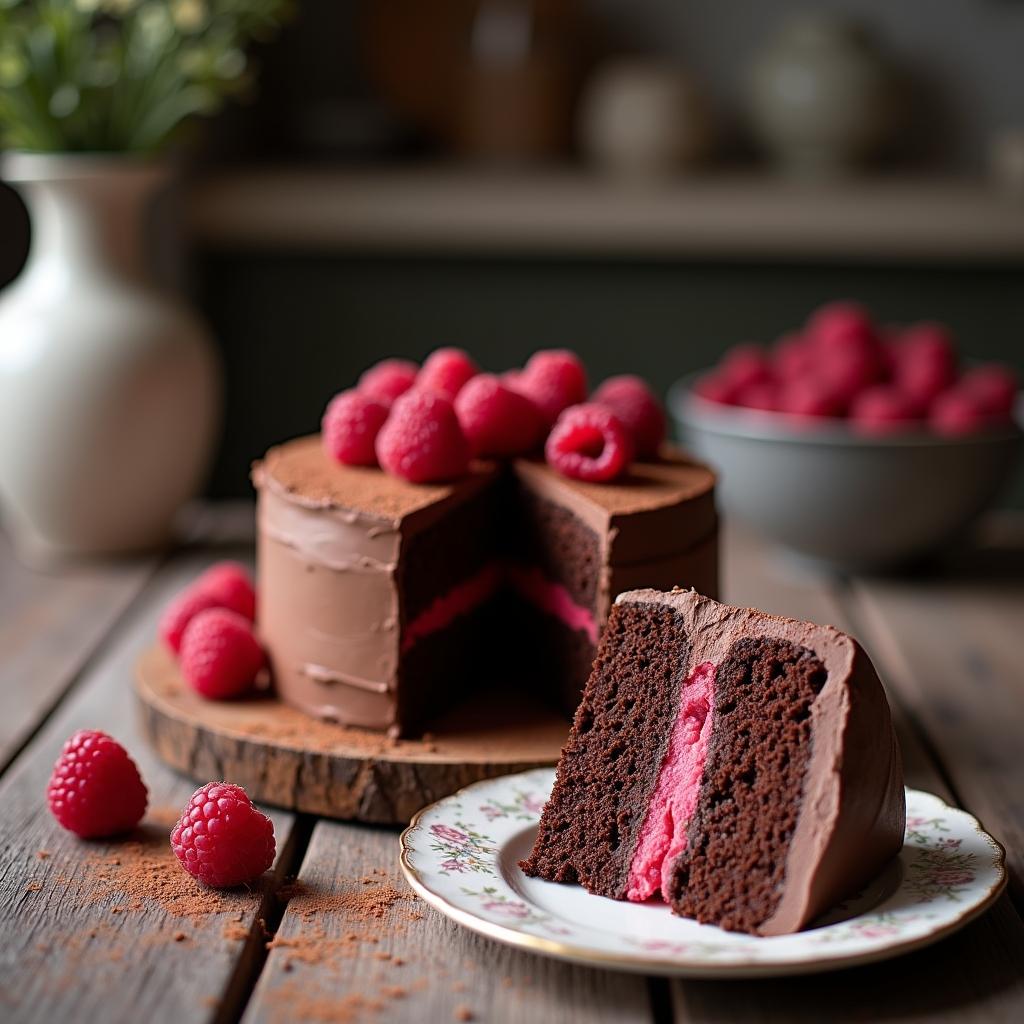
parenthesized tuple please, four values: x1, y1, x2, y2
(253, 437, 717, 736)
(521, 588, 905, 936)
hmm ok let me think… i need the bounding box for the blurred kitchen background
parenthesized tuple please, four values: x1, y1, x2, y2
(1, 0, 1022, 504)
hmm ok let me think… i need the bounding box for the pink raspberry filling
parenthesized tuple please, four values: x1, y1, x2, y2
(401, 563, 598, 652)
(625, 661, 716, 902)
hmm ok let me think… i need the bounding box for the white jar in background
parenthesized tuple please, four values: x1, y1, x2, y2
(0, 153, 221, 564)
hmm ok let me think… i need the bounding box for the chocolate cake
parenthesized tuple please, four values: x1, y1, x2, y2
(521, 588, 905, 936)
(253, 436, 717, 736)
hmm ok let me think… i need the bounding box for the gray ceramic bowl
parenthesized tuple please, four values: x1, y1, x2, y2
(669, 373, 1023, 572)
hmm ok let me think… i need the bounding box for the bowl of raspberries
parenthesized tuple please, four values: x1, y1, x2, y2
(671, 301, 1022, 571)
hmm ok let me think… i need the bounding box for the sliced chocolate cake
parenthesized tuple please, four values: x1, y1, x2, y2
(521, 588, 905, 936)
(253, 437, 717, 736)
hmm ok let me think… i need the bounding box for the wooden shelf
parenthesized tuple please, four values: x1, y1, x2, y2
(186, 165, 1024, 263)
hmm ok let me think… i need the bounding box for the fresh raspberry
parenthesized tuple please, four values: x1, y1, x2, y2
(417, 347, 479, 399)
(930, 388, 993, 436)
(47, 730, 148, 838)
(778, 377, 844, 418)
(454, 374, 546, 456)
(817, 346, 884, 404)
(179, 609, 265, 700)
(959, 364, 1018, 419)
(358, 358, 418, 404)
(160, 587, 225, 655)
(545, 403, 632, 482)
(720, 344, 774, 390)
(734, 382, 781, 412)
(773, 333, 817, 380)
(692, 373, 737, 405)
(197, 562, 257, 622)
(806, 301, 878, 352)
(322, 390, 390, 466)
(592, 375, 666, 458)
(850, 386, 923, 435)
(159, 562, 256, 654)
(170, 782, 275, 888)
(893, 323, 957, 404)
(514, 350, 588, 425)
(375, 389, 470, 483)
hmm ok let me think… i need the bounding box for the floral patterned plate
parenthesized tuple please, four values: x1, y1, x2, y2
(399, 768, 1007, 977)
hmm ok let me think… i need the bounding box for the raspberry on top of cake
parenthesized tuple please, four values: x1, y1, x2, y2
(252, 349, 718, 736)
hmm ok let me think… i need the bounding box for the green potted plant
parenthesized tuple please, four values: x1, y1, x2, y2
(0, 0, 289, 563)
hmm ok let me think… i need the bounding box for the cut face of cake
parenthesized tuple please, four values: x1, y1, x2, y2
(253, 437, 717, 736)
(520, 588, 905, 936)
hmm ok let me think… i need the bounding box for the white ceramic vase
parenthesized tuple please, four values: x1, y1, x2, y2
(0, 153, 221, 563)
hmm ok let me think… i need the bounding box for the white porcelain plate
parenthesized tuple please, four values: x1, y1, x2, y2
(399, 768, 1007, 977)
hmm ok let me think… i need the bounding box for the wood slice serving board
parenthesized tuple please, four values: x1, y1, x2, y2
(135, 646, 568, 825)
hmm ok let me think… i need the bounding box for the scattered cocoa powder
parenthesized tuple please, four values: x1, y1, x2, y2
(48, 820, 266, 924)
(25, 881, 42, 893)
(454, 1005, 475, 1021)
(36, 850, 51, 860)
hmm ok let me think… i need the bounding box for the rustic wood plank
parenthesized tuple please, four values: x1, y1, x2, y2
(720, 525, 945, 796)
(243, 819, 655, 1024)
(0, 546, 299, 1024)
(846, 516, 1024, 911)
(666, 525, 1024, 1023)
(0, 527, 158, 770)
(671, 901, 1024, 1023)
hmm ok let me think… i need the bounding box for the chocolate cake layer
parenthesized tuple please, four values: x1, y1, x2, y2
(253, 437, 718, 736)
(523, 588, 905, 935)
(667, 636, 827, 932)
(520, 601, 692, 893)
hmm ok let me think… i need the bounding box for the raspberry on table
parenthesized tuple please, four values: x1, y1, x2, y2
(170, 782, 275, 888)
(358, 358, 418, 404)
(180, 608, 266, 700)
(375, 389, 470, 483)
(454, 374, 546, 456)
(850, 386, 923, 434)
(592, 375, 666, 458)
(47, 730, 148, 838)
(545, 403, 632, 482)
(417, 347, 479, 399)
(322, 389, 390, 466)
(514, 350, 588, 425)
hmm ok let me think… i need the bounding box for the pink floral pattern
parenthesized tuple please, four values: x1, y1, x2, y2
(402, 773, 1006, 975)
(428, 821, 497, 876)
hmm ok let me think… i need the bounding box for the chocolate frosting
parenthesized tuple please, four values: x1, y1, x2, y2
(253, 436, 718, 734)
(615, 588, 905, 935)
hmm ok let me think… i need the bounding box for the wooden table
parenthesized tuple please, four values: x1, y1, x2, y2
(2, 509, 1022, 1023)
